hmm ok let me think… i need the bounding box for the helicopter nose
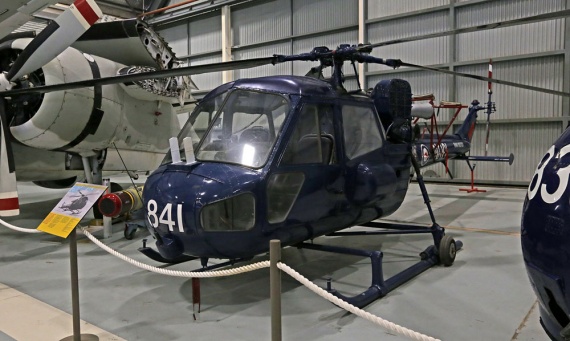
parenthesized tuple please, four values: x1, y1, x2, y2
(144, 169, 201, 231)
(141, 169, 202, 257)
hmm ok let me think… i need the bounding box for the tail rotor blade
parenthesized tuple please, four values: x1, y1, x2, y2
(0, 97, 18, 216)
(6, 0, 102, 81)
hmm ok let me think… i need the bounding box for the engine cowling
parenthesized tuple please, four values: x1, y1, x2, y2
(4, 38, 124, 156)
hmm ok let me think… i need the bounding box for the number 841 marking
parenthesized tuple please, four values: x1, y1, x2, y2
(528, 144, 570, 204)
(147, 199, 185, 232)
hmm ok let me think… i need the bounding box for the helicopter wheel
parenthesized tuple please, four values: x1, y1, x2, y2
(438, 235, 456, 267)
(124, 224, 137, 240)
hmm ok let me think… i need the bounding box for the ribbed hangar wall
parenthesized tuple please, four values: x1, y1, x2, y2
(155, 0, 569, 185)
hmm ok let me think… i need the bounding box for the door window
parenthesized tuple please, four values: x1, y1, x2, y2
(281, 103, 335, 165)
(342, 105, 384, 159)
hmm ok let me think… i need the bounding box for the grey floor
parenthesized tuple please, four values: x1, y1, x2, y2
(0, 179, 549, 340)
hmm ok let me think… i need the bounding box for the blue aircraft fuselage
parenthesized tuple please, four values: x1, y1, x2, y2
(522, 126, 570, 340)
(142, 75, 413, 260)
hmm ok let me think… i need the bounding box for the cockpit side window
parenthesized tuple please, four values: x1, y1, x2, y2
(281, 103, 335, 165)
(342, 105, 384, 160)
(194, 90, 289, 168)
(162, 93, 226, 165)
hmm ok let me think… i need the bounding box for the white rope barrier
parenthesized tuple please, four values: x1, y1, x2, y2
(277, 262, 441, 341)
(81, 226, 269, 277)
(81, 226, 439, 341)
(0, 217, 42, 233)
(1, 219, 441, 341)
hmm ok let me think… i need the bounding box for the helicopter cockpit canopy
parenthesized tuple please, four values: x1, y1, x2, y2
(165, 88, 289, 168)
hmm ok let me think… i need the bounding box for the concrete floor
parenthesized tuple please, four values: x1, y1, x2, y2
(0, 179, 548, 340)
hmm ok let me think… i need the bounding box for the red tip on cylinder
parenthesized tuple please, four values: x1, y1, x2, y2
(98, 193, 123, 217)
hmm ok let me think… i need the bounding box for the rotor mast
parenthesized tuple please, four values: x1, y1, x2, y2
(273, 44, 402, 91)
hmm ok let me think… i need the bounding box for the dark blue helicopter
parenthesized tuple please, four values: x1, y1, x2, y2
(137, 44, 469, 307)
(522, 127, 570, 340)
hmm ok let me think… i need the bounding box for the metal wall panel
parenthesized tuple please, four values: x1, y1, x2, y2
(455, 56, 564, 120)
(232, 0, 291, 46)
(367, 0, 450, 19)
(187, 55, 223, 90)
(371, 37, 449, 70)
(456, 0, 565, 28)
(158, 23, 189, 57)
(189, 14, 222, 55)
(14, 18, 47, 33)
(368, 10, 449, 42)
(456, 20, 564, 62)
(234, 42, 292, 79)
(292, 0, 357, 35)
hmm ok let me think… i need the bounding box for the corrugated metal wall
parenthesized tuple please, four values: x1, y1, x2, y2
(157, 0, 569, 184)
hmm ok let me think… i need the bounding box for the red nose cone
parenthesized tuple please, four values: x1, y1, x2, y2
(98, 193, 122, 217)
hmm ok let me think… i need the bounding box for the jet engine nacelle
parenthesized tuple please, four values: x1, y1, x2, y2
(6, 38, 124, 155)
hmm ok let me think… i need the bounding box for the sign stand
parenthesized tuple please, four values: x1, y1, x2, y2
(35, 182, 108, 341)
(60, 227, 99, 341)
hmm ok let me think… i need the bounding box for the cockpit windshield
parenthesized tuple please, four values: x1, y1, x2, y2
(166, 89, 289, 168)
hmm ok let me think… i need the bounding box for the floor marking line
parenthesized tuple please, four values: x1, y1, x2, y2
(511, 300, 539, 340)
(445, 225, 521, 236)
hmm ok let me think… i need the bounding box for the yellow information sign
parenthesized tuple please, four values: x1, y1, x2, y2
(37, 183, 108, 238)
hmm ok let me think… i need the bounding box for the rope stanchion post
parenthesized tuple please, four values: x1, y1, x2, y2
(270, 239, 282, 341)
(102, 178, 112, 239)
(60, 227, 98, 341)
(192, 278, 200, 321)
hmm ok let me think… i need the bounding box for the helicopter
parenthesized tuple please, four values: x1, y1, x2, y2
(59, 190, 97, 215)
(411, 97, 513, 173)
(521, 127, 570, 341)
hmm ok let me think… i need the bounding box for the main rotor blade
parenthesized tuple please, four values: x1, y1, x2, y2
(7, 0, 102, 81)
(400, 61, 570, 97)
(0, 57, 277, 97)
(370, 9, 570, 48)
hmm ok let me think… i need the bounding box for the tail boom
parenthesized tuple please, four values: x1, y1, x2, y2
(456, 153, 514, 165)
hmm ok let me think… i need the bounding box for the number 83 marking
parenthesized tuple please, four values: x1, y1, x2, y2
(528, 144, 570, 204)
(147, 199, 185, 232)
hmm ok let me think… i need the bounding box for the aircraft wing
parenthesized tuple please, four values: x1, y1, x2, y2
(0, 0, 59, 41)
(72, 19, 171, 69)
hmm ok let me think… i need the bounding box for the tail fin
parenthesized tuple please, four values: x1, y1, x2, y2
(455, 100, 483, 142)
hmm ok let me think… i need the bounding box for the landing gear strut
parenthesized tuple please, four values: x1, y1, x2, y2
(298, 154, 461, 308)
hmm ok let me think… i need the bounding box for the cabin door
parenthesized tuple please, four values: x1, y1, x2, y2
(265, 102, 348, 236)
